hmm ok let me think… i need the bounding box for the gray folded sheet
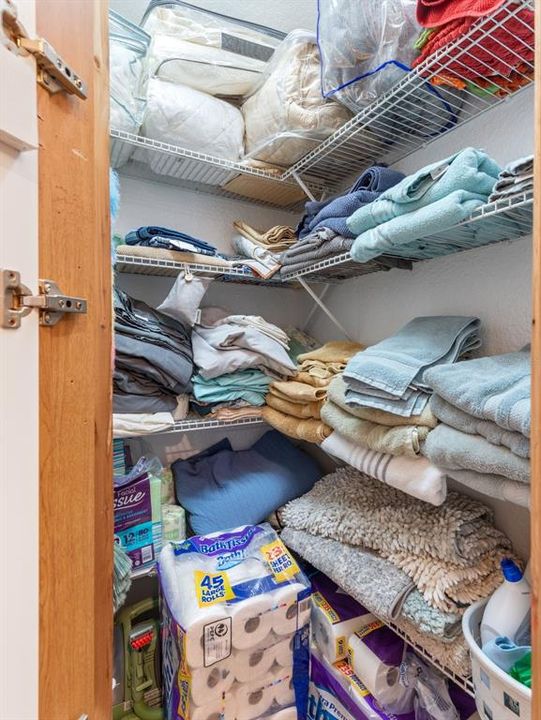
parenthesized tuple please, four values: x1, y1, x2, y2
(423, 424, 530, 484)
(281, 527, 461, 641)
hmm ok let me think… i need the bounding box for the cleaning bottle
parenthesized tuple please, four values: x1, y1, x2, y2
(481, 559, 531, 647)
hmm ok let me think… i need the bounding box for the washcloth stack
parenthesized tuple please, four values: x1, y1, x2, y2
(191, 308, 297, 420)
(422, 347, 531, 508)
(489, 155, 533, 203)
(262, 341, 364, 444)
(348, 148, 501, 263)
(280, 467, 518, 678)
(231, 220, 297, 279)
(413, 0, 534, 95)
(280, 167, 405, 276)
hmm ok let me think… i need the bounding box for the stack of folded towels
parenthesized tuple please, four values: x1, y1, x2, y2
(262, 341, 364, 444)
(231, 220, 296, 279)
(280, 166, 405, 276)
(280, 467, 518, 679)
(321, 316, 481, 505)
(422, 347, 531, 508)
(191, 308, 297, 420)
(488, 155, 534, 203)
(348, 148, 502, 263)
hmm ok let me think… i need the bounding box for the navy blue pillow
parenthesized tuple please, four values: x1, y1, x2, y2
(173, 431, 322, 535)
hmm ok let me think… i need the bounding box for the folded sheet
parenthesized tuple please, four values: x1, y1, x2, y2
(321, 432, 446, 505)
(423, 424, 530, 484)
(192, 369, 271, 406)
(261, 406, 331, 444)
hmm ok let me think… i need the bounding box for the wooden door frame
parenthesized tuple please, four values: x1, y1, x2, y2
(37, 1, 112, 717)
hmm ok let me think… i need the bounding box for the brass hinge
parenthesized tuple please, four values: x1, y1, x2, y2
(1, 269, 87, 328)
(1, 0, 87, 98)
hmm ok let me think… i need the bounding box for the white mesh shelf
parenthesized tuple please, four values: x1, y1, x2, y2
(122, 415, 266, 439)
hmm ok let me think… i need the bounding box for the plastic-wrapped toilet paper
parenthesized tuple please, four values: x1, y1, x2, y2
(236, 673, 276, 720)
(311, 571, 375, 664)
(230, 595, 274, 649)
(348, 621, 415, 715)
(234, 641, 277, 682)
(273, 666, 296, 707)
(268, 708, 298, 720)
(274, 635, 295, 667)
(190, 658, 235, 705)
(190, 693, 237, 720)
(272, 583, 311, 635)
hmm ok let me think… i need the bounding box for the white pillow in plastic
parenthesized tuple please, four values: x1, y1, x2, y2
(157, 271, 212, 327)
(142, 78, 245, 161)
(110, 43, 147, 132)
(147, 33, 264, 97)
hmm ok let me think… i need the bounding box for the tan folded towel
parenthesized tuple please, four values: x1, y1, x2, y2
(233, 220, 297, 251)
(321, 401, 429, 457)
(328, 376, 438, 428)
(266, 393, 322, 419)
(295, 372, 332, 388)
(297, 341, 366, 379)
(210, 406, 263, 421)
(262, 406, 331, 444)
(116, 244, 234, 268)
(270, 381, 327, 403)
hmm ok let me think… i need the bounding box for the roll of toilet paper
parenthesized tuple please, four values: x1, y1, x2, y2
(190, 657, 235, 706)
(184, 609, 232, 669)
(268, 707, 297, 720)
(312, 604, 375, 664)
(348, 626, 413, 714)
(234, 642, 277, 683)
(272, 667, 295, 708)
(227, 558, 270, 586)
(235, 673, 275, 720)
(190, 691, 237, 720)
(273, 635, 294, 667)
(230, 595, 274, 650)
(271, 583, 310, 635)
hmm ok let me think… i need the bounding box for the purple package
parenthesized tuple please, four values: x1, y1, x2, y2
(113, 471, 161, 569)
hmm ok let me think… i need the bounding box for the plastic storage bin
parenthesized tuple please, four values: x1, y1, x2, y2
(463, 600, 531, 720)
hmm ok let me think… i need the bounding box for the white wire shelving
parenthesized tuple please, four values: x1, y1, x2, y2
(285, 0, 534, 192)
(116, 414, 265, 440)
(281, 191, 534, 282)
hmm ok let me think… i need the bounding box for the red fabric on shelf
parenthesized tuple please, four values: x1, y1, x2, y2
(417, 0, 506, 28)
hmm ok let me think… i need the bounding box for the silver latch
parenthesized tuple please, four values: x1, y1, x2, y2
(1, 269, 87, 328)
(1, 0, 87, 98)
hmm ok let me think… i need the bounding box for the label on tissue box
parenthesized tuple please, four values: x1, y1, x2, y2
(194, 570, 235, 607)
(260, 539, 300, 582)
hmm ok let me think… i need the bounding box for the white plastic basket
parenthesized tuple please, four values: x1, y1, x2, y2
(463, 599, 531, 720)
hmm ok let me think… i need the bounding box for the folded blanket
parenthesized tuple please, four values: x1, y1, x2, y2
(299, 190, 379, 239)
(430, 394, 529, 458)
(344, 316, 480, 416)
(350, 189, 490, 263)
(282, 467, 511, 566)
(282, 529, 462, 645)
(446, 469, 530, 509)
(280, 232, 354, 272)
(321, 401, 429, 457)
(269, 380, 328, 403)
(348, 148, 500, 235)
(328, 375, 438, 428)
(424, 348, 530, 438)
(261, 406, 331, 444)
(423, 424, 530, 484)
(321, 432, 446, 506)
(266, 393, 322, 419)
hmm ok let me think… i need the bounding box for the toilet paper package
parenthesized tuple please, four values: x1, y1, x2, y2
(311, 572, 375, 664)
(159, 523, 311, 720)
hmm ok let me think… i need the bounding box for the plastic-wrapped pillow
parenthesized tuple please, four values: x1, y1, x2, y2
(141, 77, 245, 161)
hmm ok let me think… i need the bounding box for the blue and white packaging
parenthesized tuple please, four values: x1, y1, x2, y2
(159, 524, 311, 720)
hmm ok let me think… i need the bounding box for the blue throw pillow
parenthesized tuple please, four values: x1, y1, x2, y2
(173, 431, 322, 535)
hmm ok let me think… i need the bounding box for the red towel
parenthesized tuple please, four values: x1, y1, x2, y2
(412, 5, 534, 84)
(417, 0, 506, 28)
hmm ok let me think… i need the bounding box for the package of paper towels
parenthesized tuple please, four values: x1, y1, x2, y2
(311, 571, 375, 663)
(159, 523, 311, 720)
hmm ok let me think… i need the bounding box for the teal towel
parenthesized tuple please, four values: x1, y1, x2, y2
(347, 147, 501, 235)
(350, 190, 486, 263)
(192, 369, 270, 406)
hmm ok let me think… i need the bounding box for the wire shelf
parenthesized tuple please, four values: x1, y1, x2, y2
(117, 414, 265, 440)
(281, 192, 533, 282)
(284, 0, 534, 192)
(110, 129, 323, 209)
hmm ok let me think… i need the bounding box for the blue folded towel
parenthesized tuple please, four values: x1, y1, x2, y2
(173, 430, 322, 534)
(424, 349, 530, 438)
(349, 165, 406, 194)
(125, 225, 218, 255)
(348, 148, 501, 236)
(482, 637, 531, 673)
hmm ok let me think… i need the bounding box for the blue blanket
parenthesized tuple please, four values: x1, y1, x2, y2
(125, 225, 218, 256)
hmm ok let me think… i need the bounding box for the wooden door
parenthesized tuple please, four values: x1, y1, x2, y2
(37, 1, 112, 718)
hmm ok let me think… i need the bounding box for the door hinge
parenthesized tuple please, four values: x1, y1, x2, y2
(1, 269, 87, 328)
(1, 0, 87, 98)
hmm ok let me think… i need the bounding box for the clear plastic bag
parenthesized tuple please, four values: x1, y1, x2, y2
(317, 0, 420, 112)
(109, 11, 150, 166)
(400, 651, 460, 720)
(241, 30, 351, 168)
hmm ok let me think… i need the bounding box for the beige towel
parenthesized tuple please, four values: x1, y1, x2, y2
(210, 406, 263, 421)
(328, 376, 438, 428)
(297, 341, 365, 379)
(233, 220, 297, 252)
(295, 372, 332, 388)
(266, 393, 322, 419)
(321, 401, 429, 457)
(270, 381, 327, 403)
(261, 406, 331, 444)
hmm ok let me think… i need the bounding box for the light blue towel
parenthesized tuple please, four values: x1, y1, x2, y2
(482, 637, 531, 673)
(424, 349, 530, 438)
(350, 190, 487, 263)
(347, 147, 501, 235)
(192, 369, 270, 406)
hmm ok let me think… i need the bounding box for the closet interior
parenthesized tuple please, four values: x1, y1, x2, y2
(108, 2, 536, 720)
